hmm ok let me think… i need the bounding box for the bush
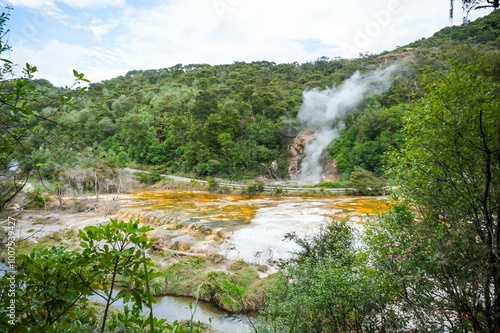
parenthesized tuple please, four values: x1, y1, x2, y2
(246, 180, 265, 196)
(206, 177, 219, 193)
(115, 151, 130, 167)
(133, 171, 162, 184)
(259, 220, 399, 332)
(349, 167, 386, 195)
(25, 187, 50, 208)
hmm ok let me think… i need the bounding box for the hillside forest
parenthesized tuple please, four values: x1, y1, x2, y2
(1, 8, 499, 194)
(0, 4, 500, 333)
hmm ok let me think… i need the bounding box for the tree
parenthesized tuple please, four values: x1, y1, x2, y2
(0, 246, 95, 332)
(78, 219, 156, 333)
(0, 7, 38, 210)
(349, 167, 386, 195)
(0, 7, 88, 211)
(259, 220, 401, 332)
(451, 0, 499, 21)
(372, 47, 500, 332)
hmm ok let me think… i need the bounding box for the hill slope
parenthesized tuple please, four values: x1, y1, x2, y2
(25, 9, 500, 183)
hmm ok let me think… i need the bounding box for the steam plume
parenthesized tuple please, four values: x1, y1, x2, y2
(296, 63, 399, 184)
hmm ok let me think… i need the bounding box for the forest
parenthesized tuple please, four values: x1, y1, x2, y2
(1, 3, 500, 333)
(1, 9, 499, 190)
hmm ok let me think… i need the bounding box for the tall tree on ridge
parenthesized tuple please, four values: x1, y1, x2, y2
(450, 0, 499, 21)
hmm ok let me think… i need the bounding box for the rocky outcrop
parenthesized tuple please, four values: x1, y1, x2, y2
(319, 154, 341, 182)
(288, 130, 315, 178)
(288, 129, 340, 182)
(114, 208, 239, 256)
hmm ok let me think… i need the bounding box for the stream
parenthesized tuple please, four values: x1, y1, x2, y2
(90, 291, 252, 332)
(0, 262, 251, 332)
(149, 296, 252, 332)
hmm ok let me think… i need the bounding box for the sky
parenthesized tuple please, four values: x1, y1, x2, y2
(0, 0, 494, 86)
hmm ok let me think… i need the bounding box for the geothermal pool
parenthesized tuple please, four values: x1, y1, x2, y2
(221, 200, 347, 265)
(117, 189, 391, 265)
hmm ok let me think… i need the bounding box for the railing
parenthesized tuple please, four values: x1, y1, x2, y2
(161, 174, 357, 195)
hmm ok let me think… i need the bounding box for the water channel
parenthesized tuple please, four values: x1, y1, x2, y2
(0, 262, 251, 332)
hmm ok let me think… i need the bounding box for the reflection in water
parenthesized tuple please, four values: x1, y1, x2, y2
(91, 291, 251, 333)
(152, 295, 251, 333)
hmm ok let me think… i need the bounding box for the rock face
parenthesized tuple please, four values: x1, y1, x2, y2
(288, 130, 315, 178)
(319, 154, 341, 182)
(288, 129, 340, 182)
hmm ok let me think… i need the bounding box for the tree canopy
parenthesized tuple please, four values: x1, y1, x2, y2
(451, 0, 499, 21)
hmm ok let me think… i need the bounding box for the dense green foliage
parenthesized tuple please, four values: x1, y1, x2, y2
(0, 219, 204, 333)
(16, 11, 497, 186)
(36, 58, 372, 180)
(259, 221, 401, 332)
(373, 48, 500, 332)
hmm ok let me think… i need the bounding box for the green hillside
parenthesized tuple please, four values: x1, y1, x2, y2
(8, 9, 500, 183)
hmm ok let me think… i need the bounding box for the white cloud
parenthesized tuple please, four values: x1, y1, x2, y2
(4, 0, 50, 8)
(6, 0, 496, 86)
(5, 0, 62, 19)
(72, 17, 119, 40)
(58, 0, 125, 9)
(5, 0, 124, 9)
(12, 40, 129, 85)
(113, 0, 436, 66)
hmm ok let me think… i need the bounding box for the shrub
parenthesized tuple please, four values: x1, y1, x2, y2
(133, 171, 161, 184)
(349, 167, 386, 195)
(246, 180, 265, 195)
(206, 177, 219, 193)
(25, 187, 50, 208)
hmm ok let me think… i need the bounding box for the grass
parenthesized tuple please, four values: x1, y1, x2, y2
(229, 259, 249, 271)
(161, 257, 209, 296)
(199, 261, 262, 312)
(158, 256, 271, 313)
(242, 274, 275, 312)
(32, 216, 53, 225)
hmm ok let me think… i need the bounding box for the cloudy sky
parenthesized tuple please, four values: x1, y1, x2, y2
(0, 0, 493, 86)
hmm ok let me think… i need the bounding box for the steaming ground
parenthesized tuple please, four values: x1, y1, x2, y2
(296, 63, 401, 184)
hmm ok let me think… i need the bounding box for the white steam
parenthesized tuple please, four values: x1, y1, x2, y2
(296, 64, 399, 184)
